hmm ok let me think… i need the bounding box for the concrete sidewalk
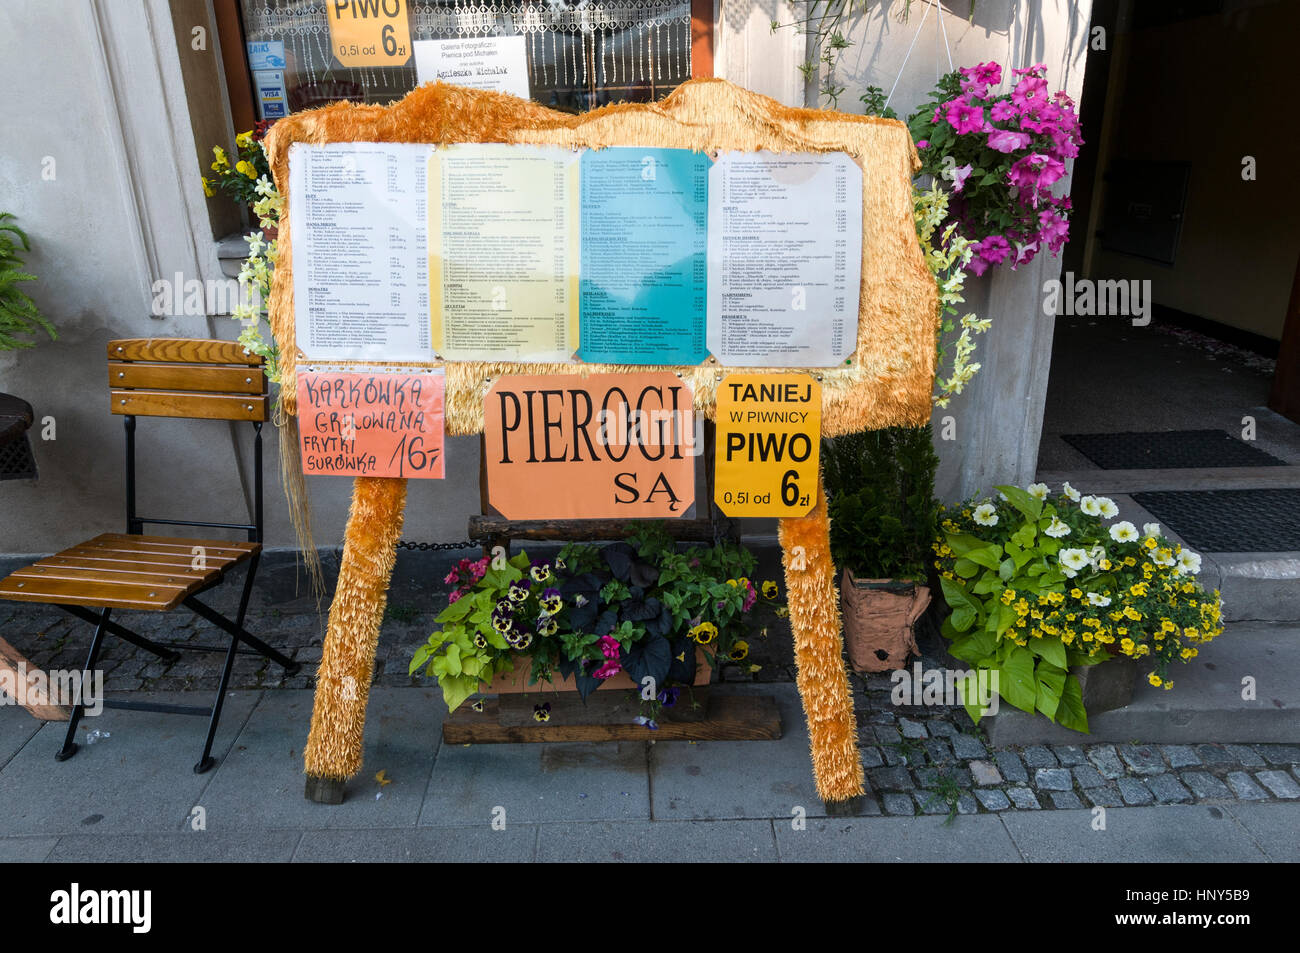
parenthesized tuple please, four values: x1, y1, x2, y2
(2, 683, 1296, 862)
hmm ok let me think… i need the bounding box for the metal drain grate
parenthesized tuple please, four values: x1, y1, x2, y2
(1062, 429, 1287, 470)
(1132, 489, 1300, 552)
(0, 433, 37, 480)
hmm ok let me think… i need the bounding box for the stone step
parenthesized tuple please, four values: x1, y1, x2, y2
(984, 622, 1300, 747)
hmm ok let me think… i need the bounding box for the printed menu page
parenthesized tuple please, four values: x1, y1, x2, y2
(577, 147, 709, 365)
(428, 143, 579, 363)
(289, 142, 433, 362)
(706, 152, 862, 367)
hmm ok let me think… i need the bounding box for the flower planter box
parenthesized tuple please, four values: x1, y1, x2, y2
(484, 644, 713, 694)
(841, 569, 931, 673)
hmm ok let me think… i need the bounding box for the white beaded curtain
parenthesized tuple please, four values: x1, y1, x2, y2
(239, 0, 693, 112)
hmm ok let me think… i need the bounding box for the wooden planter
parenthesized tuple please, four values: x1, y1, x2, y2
(840, 569, 931, 673)
(485, 645, 713, 694)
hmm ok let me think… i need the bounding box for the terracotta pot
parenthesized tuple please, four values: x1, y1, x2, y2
(840, 568, 931, 673)
(1074, 655, 1138, 714)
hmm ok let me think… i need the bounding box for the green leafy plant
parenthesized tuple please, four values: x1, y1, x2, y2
(823, 425, 939, 582)
(0, 213, 56, 351)
(933, 484, 1226, 732)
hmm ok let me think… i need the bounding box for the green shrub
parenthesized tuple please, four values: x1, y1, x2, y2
(823, 425, 939, 582)
(0, 213, 55, 352)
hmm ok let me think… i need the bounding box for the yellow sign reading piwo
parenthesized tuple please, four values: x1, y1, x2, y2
(326, 0, 412, 69)
(715, 374, 821, 518)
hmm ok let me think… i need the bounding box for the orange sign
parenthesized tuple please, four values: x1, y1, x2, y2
(484, 374, 696, 519)
(326, 0, 412, 69)
(297, 370, 444, 478)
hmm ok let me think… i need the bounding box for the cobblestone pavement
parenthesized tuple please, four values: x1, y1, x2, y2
(4, 602, 1298, 816)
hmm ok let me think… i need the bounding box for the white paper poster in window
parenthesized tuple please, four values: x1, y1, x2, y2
(289, 142, 433, 363)
(414, 36, 530, 99)
(706, 152, 863, 367)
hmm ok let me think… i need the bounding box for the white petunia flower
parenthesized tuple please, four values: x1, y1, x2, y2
(1087, 545, 1107, 567)
(1152, 548, 1176, 568)
(1044, 517, 1071, 538)
(1142, 522, 1161, 539)
(973, 503, 999, 527)
(1059, 549, 1089, 572)
(1027, 483, 1049, 501)
(1062, 482, 1081, 502)
(1086, 592, 1112, 607)
(1177, 550, 1202, 575)
(1080, 496, 1102, 516)
(1097, 497, 1119, 519)
(1109, 521, 1139, 543)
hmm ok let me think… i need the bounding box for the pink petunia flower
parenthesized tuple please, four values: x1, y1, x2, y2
(949, 162, 974, 192)
(593, 659, 622, 680)
(1011, 75, 1048, 113)
(990, 99, 1018, 123)
(987, 129, 1032, 153)
(976, 234, 1011, 266)
(597, 634, 621, 660)
(944, 98, 986, 134)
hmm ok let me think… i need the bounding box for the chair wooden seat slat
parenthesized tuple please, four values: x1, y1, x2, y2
(0, 338, 299, 773)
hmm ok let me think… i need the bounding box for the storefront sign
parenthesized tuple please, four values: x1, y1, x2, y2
(326, 0, 412, 69)
(714, 373, 820, 517)
(484, 373, 696, 519)
(414, 35, 529, 99)
(297, 369, 444, 479)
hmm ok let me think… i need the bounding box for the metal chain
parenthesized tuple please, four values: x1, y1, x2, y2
(395, 539, 488, 551)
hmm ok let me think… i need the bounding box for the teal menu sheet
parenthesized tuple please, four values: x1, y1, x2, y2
(577, 147, 709, 365)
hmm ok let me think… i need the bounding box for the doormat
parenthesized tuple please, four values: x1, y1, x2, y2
(1132, 489, 1300, 552)
(1062, 430, 1287, 469)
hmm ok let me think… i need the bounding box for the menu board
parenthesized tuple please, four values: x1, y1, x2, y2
(289, 142, 432, 363)
(706, 152, 862, 367)
(290, 143, 862, 369)
(577, 148, 709, 365)
(428, 144, 578, 363)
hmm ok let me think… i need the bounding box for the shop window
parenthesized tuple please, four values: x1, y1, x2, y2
(232, 0, 705, 117)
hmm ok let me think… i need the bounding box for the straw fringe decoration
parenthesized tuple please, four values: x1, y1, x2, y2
(266, 79, 932, 801)
(302, 476, 408, 780)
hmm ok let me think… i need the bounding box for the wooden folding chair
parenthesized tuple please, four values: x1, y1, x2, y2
(0, 338, 300, 773)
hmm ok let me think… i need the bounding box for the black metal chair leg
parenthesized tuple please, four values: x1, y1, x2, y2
(194, 553, 262, 774)
(183, 594, 300, 675)
(56, 607, 110, 763)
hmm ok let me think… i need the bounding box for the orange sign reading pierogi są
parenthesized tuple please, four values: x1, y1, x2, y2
(484, 374, 696, 520)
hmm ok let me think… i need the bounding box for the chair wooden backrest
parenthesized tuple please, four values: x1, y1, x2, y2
(106, 338, 267, 542)
(109, 338, 268, 422)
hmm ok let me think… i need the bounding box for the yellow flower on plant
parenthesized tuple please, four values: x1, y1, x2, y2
(236, 159, 258, 179)
(728, 640, 749, 661)
(235, 130, 253, 148)
(212, 145, 228, 168)
(201, 176, 214, 197)
(1070, 588, 1083, 599)
(725, 579, 738, 588)
(761, 580, 778, 599)
(689, 621, 717, 644)
(1120, 637, 1135, 654)
(775, 606, 789, 618)
(1144, 537, 1158, 550)
(1148, 673, 1162, 687)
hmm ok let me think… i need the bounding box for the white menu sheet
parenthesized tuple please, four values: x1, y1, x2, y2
(290, 142, 434, 363)
(706, 152, 863, 367)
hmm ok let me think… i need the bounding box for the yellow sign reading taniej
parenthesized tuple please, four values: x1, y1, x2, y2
(326, 0, 412, 69)
(715, 374, 821, 518)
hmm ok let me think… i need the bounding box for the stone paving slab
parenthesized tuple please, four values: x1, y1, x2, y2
(198, 687, 444, 831)
(0, 702, 43, 768)
(43, 830, 302, 863)
(999, 805, 1269, 863)
(0, 836, 57, 862)
(1225, 802, 1300, 862)
(0, 691, 260, 837)
(649, 684, 826, 820)
(536, 819, 778, 862)
(773, 814, 1022, 862)
(421, 740, 651, 827)
(294, 825, 539, 862)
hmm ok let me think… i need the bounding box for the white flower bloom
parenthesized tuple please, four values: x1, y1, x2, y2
(1086, 592, 1112, 607)
(1109, 521, 1139, 543)
(1142, 522, 1161, 539)
(1080, 496, 1102, 516)
(1062, 482, 1081, 502)
(1177, 550, 1202, 575)
(1059, 549, 1089, 572)
(1097, 497, 1119, 519)
(1027, 483, 1049, 501)
(973, 503, 999, 527)
(1087, 545, 1107, 567)
(1044, 517, 1071, 538)
(1152, 548, 1176, 568)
